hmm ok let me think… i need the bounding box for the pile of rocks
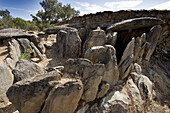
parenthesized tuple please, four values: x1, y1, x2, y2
(0, 16, 169, 113)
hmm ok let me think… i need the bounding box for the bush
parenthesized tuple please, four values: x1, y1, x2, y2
(19, 50, 33, 60)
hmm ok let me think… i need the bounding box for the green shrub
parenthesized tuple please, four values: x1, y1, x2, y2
(19, 50, 33, 60)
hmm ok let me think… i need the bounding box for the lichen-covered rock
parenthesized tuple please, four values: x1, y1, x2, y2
(17, 38, 33, 53)
(64, 58, 105, 102)
(57, 30, 81, 58)
(107, 17, 164, 31)
(144, 25, 162, 61)
(12, 59, 44, 82)
(42, 79, 83, 113)
(82, 73, 102, 102)
(85, 45, 119, 86)
(65, 30, 82, 58)
(119, 38, 135, 79)
(83, 27, 106, 53)
(57, 30, 67, 57)
(6, 73, 61, 113)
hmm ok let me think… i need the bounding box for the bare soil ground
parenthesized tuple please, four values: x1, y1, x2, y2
(0, 45, 8, 64)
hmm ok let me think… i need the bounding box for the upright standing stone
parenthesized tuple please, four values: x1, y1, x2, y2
(42, 79, 83, 113)
(83, 27, 106, 53)
(0, 64, 13, 105)
(57, 30, 67, 57)
(85, 45, 119, 86)
(56, 30, 81, 58)
(65, 30, 82, 58)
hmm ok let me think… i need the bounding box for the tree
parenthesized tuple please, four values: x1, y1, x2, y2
(31, 0, 80, 30)
(0, 9, 14, 29)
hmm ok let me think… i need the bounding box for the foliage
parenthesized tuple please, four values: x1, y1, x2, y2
(0, 9, 39, 30)
(19, 50, 33, 60)
(31, 0, 80, 30)
(0, 0, 80, 31)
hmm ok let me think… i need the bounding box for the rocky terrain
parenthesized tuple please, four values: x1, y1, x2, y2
(0, 10, 169, 113)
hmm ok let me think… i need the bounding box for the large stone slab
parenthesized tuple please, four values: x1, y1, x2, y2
(42, 79, 83, 113)
(0, 64, 13, 105)
(83, 27, 106, 53)
(119, 38, 135, 79)
(12, 59, 44, 82)
(6, 73, 61, 113)
(44, 25, 77, 34)
(0, 28, 33, 40)
(64, 58, 105, 103)
(57, 30, 82, 58)
(144, 25, 162, 61)
(85, 45, 119, 86)
(107, 17, 164, 31)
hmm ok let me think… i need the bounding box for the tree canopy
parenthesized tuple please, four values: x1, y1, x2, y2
(31, 0, 80, 30)
(0, 0, 80, 30)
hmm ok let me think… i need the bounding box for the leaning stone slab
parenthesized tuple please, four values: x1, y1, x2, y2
(119, 38, 135, 79)
(107, 17, 164, 31)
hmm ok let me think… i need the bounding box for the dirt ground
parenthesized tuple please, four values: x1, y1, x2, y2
(0, 45, 8, 64)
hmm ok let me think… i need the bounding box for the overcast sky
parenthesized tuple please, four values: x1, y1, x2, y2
(0, 0, 169, 20)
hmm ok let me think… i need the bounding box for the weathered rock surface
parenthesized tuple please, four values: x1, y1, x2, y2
(85, 45, 119, 86)
(57, 30, 67, 57)
(0, 64, 13, 106)
(100, 78, 144, 113)
(42, 79, 83, 113)
(5, 39, 21, 69)
(101, 84, 131, 113)
(106, 32, 117, 47)
(44, 25, 77, 34)
(28, 35, 40, 47)
(134, 33, 146, 63)
(0, 28, 33, 39)
(144, 25, 162, 61)
(9, 39, 21, 61)
(107, 17, 164, 31)
(76, 104, 89, 113)
(17, 38, 33, 53)
(64, 58, 105, 102)
(65, 30, 82, 58)
(30, 42, 44, 60)
(57, 30, 81, 58)
(97, 82, 110, 98)
(119, 38, 135, 79)
(131, 72, 155, 101)
(6, 73, 61, 113)
(12, 59, 44, 82)
(83, 27, 106, 53)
